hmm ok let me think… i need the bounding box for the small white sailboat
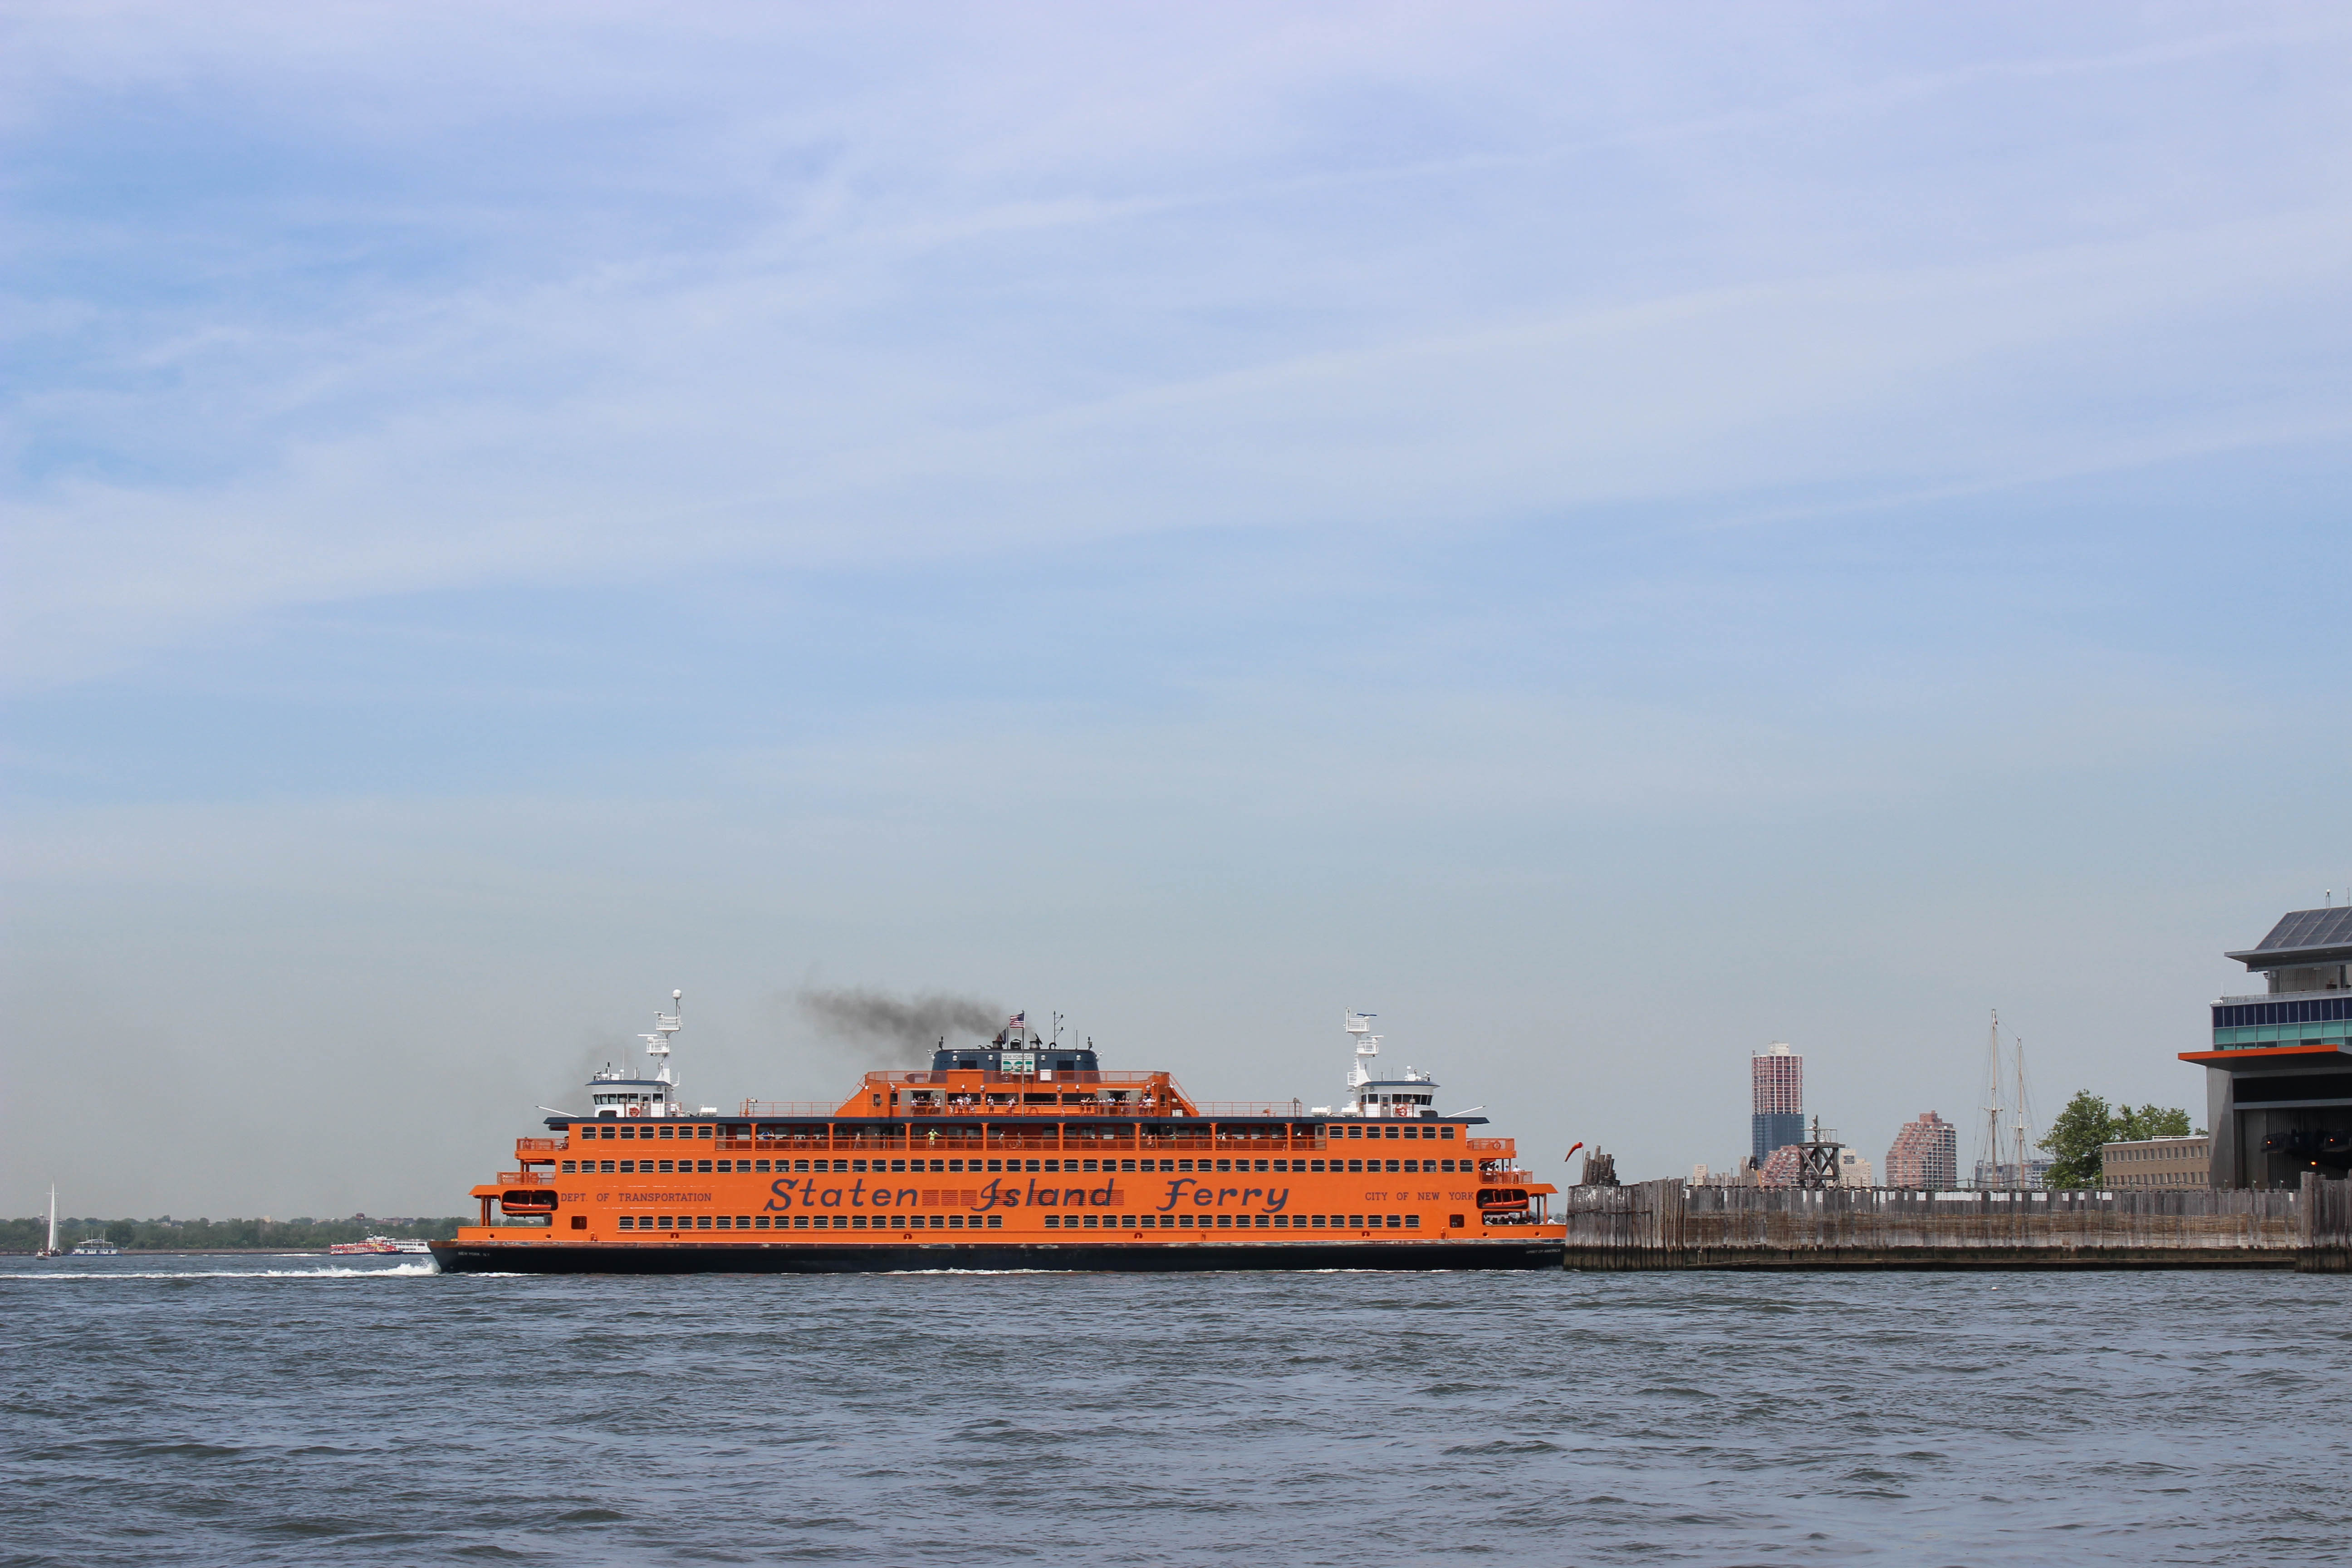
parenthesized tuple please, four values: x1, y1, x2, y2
(35, 1186, 60, 1258)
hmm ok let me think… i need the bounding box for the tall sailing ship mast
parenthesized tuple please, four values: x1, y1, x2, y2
(2014, 1034, 2033, 1187)
(1975, 1010, 2039, 1188)
(1980, 1009, 2006, 1186)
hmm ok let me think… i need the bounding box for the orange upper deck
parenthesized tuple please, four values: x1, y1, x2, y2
(745, 1065, 1216, 1122)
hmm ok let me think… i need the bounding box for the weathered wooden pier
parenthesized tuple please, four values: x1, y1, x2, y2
(1559, 1172, 2351, 1270)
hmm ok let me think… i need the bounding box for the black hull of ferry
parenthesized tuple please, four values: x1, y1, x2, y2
(430, 1238, 1565, 1274)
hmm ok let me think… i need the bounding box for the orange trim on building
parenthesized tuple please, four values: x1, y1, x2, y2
(2177, 1043, 2351, 1064)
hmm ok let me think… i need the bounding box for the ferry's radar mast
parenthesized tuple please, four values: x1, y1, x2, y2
(640, 990, 683, 1087)
(1346, 1012, 1379, 1092)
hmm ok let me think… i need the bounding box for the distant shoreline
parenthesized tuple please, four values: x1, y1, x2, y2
(1, 1248, 391, 1257)
(4, 1220, 462, 1253)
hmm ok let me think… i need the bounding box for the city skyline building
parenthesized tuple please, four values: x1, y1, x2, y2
(1971, 1156, 2053, 1189)
(1886, 1111, 1958, 1189)
(2101, 1136, 2212, 1190)
(1751, 1042, 1804, 1166)
(1713, 1141, 1874, 1189)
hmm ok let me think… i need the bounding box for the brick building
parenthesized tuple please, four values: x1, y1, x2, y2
(1885, 1110, 1957, 1189)
(2101, 1135, 2211, 1190)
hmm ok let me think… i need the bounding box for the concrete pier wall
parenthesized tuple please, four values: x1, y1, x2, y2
(1559, 1174, 2349, 1270)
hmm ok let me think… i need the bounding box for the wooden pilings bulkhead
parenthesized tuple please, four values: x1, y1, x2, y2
(1558, 1175, 2349, 1270)
(2304, 1171, 2352, 1273)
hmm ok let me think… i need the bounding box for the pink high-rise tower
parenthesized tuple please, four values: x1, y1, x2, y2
(1750, 1043, 1804, 1165)
(1886, 1111, 1957, 1189)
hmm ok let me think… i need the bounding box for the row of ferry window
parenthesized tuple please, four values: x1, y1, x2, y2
(560, 1155, 1479, 1176)
(603, 1212, 1445, 1233)
(614, 1213, 1009, 1231)
(574, 1122, 1457, 1142)
(1040, 1213, 1431, 1230)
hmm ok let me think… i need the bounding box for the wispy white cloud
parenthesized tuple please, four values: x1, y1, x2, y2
(9, 2, 2349, 687)
(10, 195, 2346, 687)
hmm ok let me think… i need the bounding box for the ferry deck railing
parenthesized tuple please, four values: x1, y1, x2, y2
(539, 1140, 1529, 1186)
(700, 1129, 1497, 1155)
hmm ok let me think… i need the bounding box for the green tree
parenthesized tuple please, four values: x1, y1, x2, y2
(2116, 1103, 2193, 1142)
(2039, 1091, 2200, 1187)
(2040, 1091, 2114, 1188)
(104, 1220, 137, 1247)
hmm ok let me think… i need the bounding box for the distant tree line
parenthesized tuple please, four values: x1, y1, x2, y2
(2038, 1091, 2199, 1187)
(2, 1215, 462, 1251)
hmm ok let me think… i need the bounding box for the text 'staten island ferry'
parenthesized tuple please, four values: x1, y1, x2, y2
(431, 996, 1564, 1273)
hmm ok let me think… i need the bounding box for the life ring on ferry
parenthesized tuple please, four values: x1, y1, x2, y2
(626, 1105, 644, 1117)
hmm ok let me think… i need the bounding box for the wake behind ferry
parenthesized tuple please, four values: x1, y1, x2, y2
(432, 995, 1564, 1273)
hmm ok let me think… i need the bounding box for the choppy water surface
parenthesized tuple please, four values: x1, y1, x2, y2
(5, 1258, 2347, 1566)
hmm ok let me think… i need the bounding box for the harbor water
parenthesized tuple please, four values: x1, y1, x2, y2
(4, 1257, 2346, 1565)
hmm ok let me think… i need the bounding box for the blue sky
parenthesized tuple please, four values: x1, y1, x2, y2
(5, 3, 2349, 1214)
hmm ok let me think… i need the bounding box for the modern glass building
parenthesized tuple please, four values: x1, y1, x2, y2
(1750, 1043, 1804, 1166)
(2205, 994, 2352, 1049)
(2181, 906, 2352, 1188)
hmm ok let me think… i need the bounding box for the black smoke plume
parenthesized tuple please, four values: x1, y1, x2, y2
(796, 987, 1002, 1067)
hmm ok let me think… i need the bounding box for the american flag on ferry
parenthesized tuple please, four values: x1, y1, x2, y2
(1006, 1011, 1025, 1028)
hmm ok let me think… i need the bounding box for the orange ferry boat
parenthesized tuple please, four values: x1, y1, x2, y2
(432, 997, 1564, 1273)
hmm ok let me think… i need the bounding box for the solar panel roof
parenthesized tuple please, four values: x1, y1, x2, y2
(2227, 906, 2352, 963)
(2254, 907, 2352, 950)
